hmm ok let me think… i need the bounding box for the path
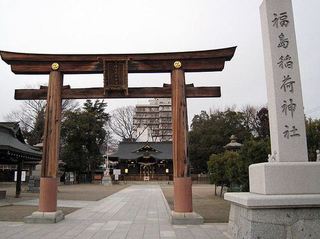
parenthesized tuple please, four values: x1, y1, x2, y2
(0, 185, 229, 239)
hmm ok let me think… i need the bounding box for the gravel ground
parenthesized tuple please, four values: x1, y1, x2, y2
(161, 184, 230, 223)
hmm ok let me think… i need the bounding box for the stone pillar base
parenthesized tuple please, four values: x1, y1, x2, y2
(225, 193, 320, 239)
(24, 210, 64, 224)
(170, 211, 204, 225)
(102, 175, 112, 185)
(249, 162, 320, 194)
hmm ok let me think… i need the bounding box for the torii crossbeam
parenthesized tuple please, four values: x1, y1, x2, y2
(0, 47, 236, 224)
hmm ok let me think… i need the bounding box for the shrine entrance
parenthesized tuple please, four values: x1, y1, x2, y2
(139, 162, 155, 180)
(0, 47, 236, 223)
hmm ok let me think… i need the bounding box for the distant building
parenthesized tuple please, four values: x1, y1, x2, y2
(133, 98, 172, 142)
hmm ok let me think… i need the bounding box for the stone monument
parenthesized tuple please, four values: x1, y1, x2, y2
(224, 0, 320, 238)
(102, 153, 112, 185)
(28, 142, 43, 193)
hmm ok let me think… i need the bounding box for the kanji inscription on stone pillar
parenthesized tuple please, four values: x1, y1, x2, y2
(260, 0, 308, 162)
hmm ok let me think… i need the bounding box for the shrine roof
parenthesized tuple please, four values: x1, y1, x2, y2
(0, 123, 42, 162)
(110, 141, 172, 161)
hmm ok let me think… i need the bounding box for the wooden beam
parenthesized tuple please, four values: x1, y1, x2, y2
(15, 86, 221, 100)
(0, 47, 236, 74)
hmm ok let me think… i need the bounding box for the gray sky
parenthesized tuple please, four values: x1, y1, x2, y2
(0, 0, 319, 124)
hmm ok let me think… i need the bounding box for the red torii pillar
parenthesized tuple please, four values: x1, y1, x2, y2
(171, 61, 192, 212)
(39, 65, 63, 213)
(27, 63, 64, 223)
(170, 61, 203, 224)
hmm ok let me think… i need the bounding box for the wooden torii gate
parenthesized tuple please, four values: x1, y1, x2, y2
(0, 47, 236, 223)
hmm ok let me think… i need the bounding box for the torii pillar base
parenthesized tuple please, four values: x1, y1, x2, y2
(24, 177, 64, 223)
(170, 211, 204, 225)
(171, 177, 203, 225)
(24, 210, 64, 224)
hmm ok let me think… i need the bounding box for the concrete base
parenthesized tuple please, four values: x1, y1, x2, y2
(24, 210, 64, 224)
(102, 175, 112, 185)
(170, 211, 204, 225)
(249, 162, 320, 194)
(225, 193, 320, 239)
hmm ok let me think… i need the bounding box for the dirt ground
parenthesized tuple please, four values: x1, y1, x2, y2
(1, 183, 128, 203)
(0, 183, 128, 222)
(161, 184, 230, 223)
(0, 206, 77, 222)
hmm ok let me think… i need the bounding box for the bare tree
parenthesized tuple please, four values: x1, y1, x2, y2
(6, 100, 46, 133)
(109, 106, 147, 142)
(241, 105, 269, 139)
(6, 99, 79, 145)
(242, 105, 259, 136)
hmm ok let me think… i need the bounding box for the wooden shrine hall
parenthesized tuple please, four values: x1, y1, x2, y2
(0, 47, 236, 224)
(109, 141, 173, 181)
(0, 122, 42, 198)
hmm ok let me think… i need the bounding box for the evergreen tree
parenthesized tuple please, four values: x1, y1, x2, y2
(189, 109, 251, 173)
(61, 100, 109, 181)
(306, 118, 320, 161)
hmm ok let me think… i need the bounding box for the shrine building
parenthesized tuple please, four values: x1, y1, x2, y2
(109, 141, 172, 181)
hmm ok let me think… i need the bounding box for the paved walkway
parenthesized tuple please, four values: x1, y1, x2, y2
(0, 185, 229, 239)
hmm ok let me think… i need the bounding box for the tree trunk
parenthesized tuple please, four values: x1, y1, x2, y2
(220, 184, 224, 197)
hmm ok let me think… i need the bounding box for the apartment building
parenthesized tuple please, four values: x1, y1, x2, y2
(133, 98, 172, 142)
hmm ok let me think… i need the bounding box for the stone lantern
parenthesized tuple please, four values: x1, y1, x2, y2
(223, 135, 242, 152)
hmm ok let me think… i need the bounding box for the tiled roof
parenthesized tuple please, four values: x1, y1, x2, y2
(110, 141, 172, 161)
(0, 122, 42, 160)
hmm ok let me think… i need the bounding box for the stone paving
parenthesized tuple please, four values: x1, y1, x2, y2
(0, 185, 230, 239)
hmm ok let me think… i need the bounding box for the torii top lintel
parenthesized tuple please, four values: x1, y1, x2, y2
(0, 47, 236, 74)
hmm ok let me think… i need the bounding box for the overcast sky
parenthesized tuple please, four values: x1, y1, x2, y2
(0, 0, 319, 125)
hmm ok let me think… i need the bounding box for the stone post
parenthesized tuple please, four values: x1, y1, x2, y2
(224, 1, 320, 238)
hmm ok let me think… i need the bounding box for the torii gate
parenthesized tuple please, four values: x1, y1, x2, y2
(0, 47, 236, 223)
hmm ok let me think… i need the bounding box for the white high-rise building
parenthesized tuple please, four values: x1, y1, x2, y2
(133, 98, 172, 142)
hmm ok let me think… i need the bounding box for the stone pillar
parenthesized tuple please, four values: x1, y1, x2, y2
(25, 63, 64, 223)
(15, 159, 23, 198)
(224, 1, 320, 238)
(170, 61, 203, 225)
(249, 0, 320, 195)
(261, 0, 307, 163)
